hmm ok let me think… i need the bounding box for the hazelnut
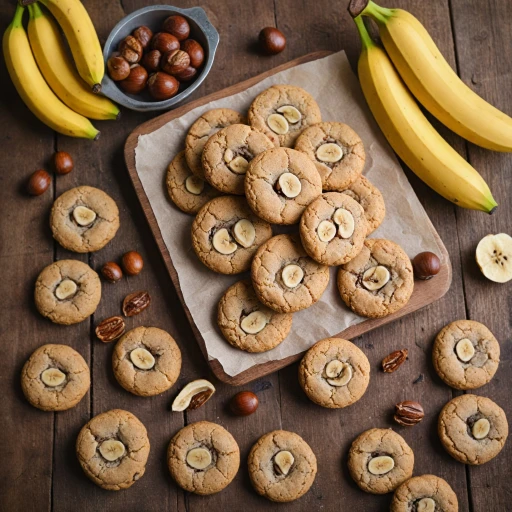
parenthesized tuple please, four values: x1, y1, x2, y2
(147, 72, 179, 101)
(54, 151, 74, 175)
(27, 170, 51, 196)
(412, 251, 441, 280)
(122, 251, 144, 276)
(180, 39, 204, 68)
(141, 49, 162, 73)
(258, 27, 286, 55)
(107, 55, 130, 81)
(229, 391, 259, 416)
(163, 15, 190, 41)
(161, 50, 190, 76)
(151, 32, 180, 54)
(119, 35, 143, 64)
(101, 262, 123, 283)
(119, 65, 148, 95)
(132, 25, 153, 49)
(174, 65, 197, 82)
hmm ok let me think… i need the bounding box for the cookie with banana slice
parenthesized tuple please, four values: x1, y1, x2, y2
(50, 185, 119, 252)
(432, 319, 500, 390)
(298, 338, 370, 408)
(21, 344, 90, 411)
(167, 421, 240, 495)
(217, 280, 293, 352)
(245, 147, 322, 225)
(348, 428, 414, 494)
(337, 238, 414, 318)
(248, 84, 322, 147)
(202, 124, 274, 195)
(191, 195, 272, 274)
(300, 192, 367, 266)
(76, 409, 150, 490)
(112, 326, 182, 397)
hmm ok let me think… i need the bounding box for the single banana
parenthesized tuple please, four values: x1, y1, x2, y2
(3, 6, 99, 140)
(36, 0, 104, 92)
(353, 16, 497, 213)
(27, 3, 119, 121)
(359, 0, 512, 152)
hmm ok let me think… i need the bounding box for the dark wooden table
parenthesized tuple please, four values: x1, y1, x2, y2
(1, 0, 510, 510)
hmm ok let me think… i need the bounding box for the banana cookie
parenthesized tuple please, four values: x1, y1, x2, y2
(348, 428, 414, 494)
(295, 122, 366, 190)
(438, 394, 508, 465)
(298, 338, 370, 409)
(391, 474, 459, 512)
(167, 421, 240, 495)
(202, 124, 274, 195)
(248, 84, 322, 147)
(21, 344, 90, 411)
(248, 430, 317, 502)
(185, 108, 246, 178)
(433, 320, 500, 390)
(166, 150, 221, 214)
(217, 280, 293, 353)
(251, 234, 330, 313)
(245, 147, 322, 225)
(300, 192, 368, 266)
(34, 259, 101, 325)
(76, 409, 150, 490)
(112, 326, 182, 397)
(50, 186, 120, 253)
(337, 238, 414, 318)
(191, 195, 272, 274)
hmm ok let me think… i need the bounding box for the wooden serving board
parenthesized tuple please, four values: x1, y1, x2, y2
(124, 51, 451, 386)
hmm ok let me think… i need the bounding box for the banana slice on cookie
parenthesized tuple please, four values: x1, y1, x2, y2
(99, 439, 126, 462)
(186, 447, 212, 470)
(240, 310, 268, 334)
(213, 228, 238, 255)
(317, 220, 336, 242)
(233, 219, 255, 248)
(276, 105, 301, 124)
(278, 172, 301, 198)
(282, 264, 304, 288)
(362, 265, 390, 291)
(41, 368, 66, 387)
(73, 206, 97, 226)
(475, 233, 512, 283)
(267, 113, 289, 134)
(316, 143, 343, 163)
(130, 348, 155, 370)
(333, 208, 355, 238)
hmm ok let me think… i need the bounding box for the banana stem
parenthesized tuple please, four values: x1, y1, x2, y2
(18, 1, 37, 6)
(12, 5, 25, 27)
(353, 15, 375, 50)
(361, 0, 394, 24)
(27, 2, 42, 18)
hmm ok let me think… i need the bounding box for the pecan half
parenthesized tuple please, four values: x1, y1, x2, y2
(188, 389, 214, 410)
(394, 401, 424, 427)
(122, 291, 151, 317)
(382, 349, 408, 373)
(95, 315, 126, 342)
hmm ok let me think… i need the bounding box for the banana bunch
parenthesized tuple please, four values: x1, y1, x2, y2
(350, 1, 507, 213)
(3, 2, 118, 140)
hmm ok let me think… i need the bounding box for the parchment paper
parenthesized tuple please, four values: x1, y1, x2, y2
(134, 51, 442, 377)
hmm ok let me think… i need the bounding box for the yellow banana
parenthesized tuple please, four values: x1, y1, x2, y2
(36, 0, 104, 92)
(3, 6, 99, 140)
(27, 4, 119, 121)
(360, 0, 512, 152)
(353, 16, 497, 213)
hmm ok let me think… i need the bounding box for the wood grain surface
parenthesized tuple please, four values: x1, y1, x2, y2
(0, 0, 510, 511)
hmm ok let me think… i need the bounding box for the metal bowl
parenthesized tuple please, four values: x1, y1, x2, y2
(101, 5, 219, 112)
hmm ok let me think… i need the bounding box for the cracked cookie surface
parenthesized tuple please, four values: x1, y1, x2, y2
(348, 428, 414, 494)
(217, 280, 293, 353)
(298, 338, 370, 408)
(185, 108, 246, 178)
(76, 409, 150, 490)
(300, 192, 367, 266)
(251, 234, 330, 313)
(112, 326, 182, 397)
(337, 238, 414, 318)
(248, 85, 322, 147)
(50, 186, 120, 253)
(432, 320, 500, 390)
(390, 474, 459, 512)
(21, 344, 90, 411)
(294, 122, 365, 190)
(34, 259, 101, 325)
(167, 421, 240, 495)
(202, 124, 274, 195)
(248, 430, 317, 502)
(438, 394, 508, 465)
(245, 147, 322, 225)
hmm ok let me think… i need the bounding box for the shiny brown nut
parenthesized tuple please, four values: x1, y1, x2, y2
(147, 72, 179, 101)
(107, 55, 130, 81)
(132, 25, 153, 49)
(259, 27, 286, 55)
(122, 291, 151, 317)
(229, 391, 259, 416)
(163, 15, 190, 41)
(119, 35, 143, 64)
(412, 251, 441, 280)
(119, 65, 148, 94)
(188, 389, 214, 409)
(180, 39, 204, 68)
(174, 65, 197, 82)
(382, 349, 408, 373)
(161, 49, 190, 76)
(141, 49, 162, 72)
(394, 401, 425, 427)
(27, 170, 51, 196)
(95, 316, 126, 342)
(101, 262, 123, 283)
(121, 251, 144, 276)
(54, 151, 74, 175)
(151, 32, 180, 54)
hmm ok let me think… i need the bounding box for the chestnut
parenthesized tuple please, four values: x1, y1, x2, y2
(258, 27, 286, 55)
(101, 262, 123, 283)
(54, 151, 74, 175)
(27, 170, 51, 196)
(412, 251, 441, 280)
(132, 25, 153, 49)
(229, 391, 259, 416)
(119, 65, 148, 94)
(122, 251, 144, 276)
(180, 39, 204, 68)
(141, 49, 162, 73)
(163, 15, 190, 41)
(151, 32, 180, 54)
(107, 55, 130, 81)
(147, 72, 179, 101)
(161, 50, 190, 76)
(119, 35, 143, 64)
(174, 66, 197, 82)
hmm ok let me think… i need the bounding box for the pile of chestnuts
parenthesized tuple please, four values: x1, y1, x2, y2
(107, 15, 205, 101)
